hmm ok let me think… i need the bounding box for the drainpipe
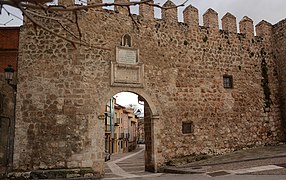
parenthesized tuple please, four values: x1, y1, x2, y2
(110, 98, 114, 154)
(110, 98, 114, 138)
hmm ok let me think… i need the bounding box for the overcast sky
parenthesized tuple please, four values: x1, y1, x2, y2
(114, 92, 141, 107)
(1, 0, 286, 27)
(171, 0, 286, 26)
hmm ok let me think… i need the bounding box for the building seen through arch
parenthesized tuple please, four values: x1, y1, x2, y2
(104, 93, 143, 155)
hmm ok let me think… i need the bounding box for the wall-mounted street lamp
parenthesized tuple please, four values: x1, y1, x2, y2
(4, 65, 17, 91)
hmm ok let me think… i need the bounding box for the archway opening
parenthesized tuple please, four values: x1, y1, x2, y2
(103, 91, 155, 172)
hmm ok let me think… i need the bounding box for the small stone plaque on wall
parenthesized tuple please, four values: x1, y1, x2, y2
(116, 47, 138, 65)
(111, 62, 144, 87)
(111, 46, 143, 87)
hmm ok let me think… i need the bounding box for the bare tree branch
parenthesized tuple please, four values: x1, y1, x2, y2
(1, 0, 188, 12)
(0, 0, 189, 48)
(25, 9, 62, 21)
(74, 11, 82, 40)
(25, 9, 83, 42)
(56, 19, 80, 40)
(17, 2, 103, 49)
(3, 5, 23, 20)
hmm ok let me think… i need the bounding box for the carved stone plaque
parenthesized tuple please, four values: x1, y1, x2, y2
(111, 62, 144, 87)
(115, 67, 139, 83)
(116, 47, 139, 65)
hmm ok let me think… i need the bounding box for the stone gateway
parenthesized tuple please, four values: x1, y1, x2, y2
(2, 0, 286, 178)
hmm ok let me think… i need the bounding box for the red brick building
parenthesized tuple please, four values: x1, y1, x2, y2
(0, 27, 20, 73)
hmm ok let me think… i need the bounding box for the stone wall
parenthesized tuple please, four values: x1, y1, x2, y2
(13, 1, 285, 175)
(273, 19, 286, 139)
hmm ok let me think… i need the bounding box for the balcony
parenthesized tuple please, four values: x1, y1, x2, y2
(105, 125, 111, 133)
(124, 133, 130, 139)
(119, 133, 124, 139)
(119, 133, 130, 139)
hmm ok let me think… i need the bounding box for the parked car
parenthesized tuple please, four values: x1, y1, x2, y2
(105, 150, 111, 161)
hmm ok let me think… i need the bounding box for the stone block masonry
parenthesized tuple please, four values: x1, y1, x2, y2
(273, 19, 286, 141)
(10, 0, 286, 177)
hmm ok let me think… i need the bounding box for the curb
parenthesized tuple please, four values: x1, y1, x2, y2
(181, 154, 286, 168)
(163, 154, 286, 174)
(163, 166, 207, 174)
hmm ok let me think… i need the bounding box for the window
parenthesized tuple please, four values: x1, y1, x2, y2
(182, 121, 194, 134)
(223, 75, 233, 89)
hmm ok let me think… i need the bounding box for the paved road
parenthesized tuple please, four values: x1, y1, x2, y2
(103, 145, 286, 180)
(138, 174, 286, 180)
(103, 145, 163, 179)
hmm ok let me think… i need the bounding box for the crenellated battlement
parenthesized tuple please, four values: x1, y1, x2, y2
(162, 0, 177, 22)
(183, 4, 199, 28)
(14, 0, 286, 176)
(139, 0, 154, 20)
(88, 0, 102, 4)
(256, 20, 273, 42)
(56, 0, 273, 41)
(221, 12, 237, 33)
(114, 0, 129, 15)
(239, 16, 254, 37)
(58, 0, 73, 6)
(203, 8, 219, 30)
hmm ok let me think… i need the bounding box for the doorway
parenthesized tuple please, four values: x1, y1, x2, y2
(102, 91, 157, 172)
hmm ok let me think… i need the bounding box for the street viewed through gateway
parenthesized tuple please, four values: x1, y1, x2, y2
(104, 92, 156, 171)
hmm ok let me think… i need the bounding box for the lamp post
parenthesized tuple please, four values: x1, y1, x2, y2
(3, 64, 17, 173)
(4, 65, 17, 91)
